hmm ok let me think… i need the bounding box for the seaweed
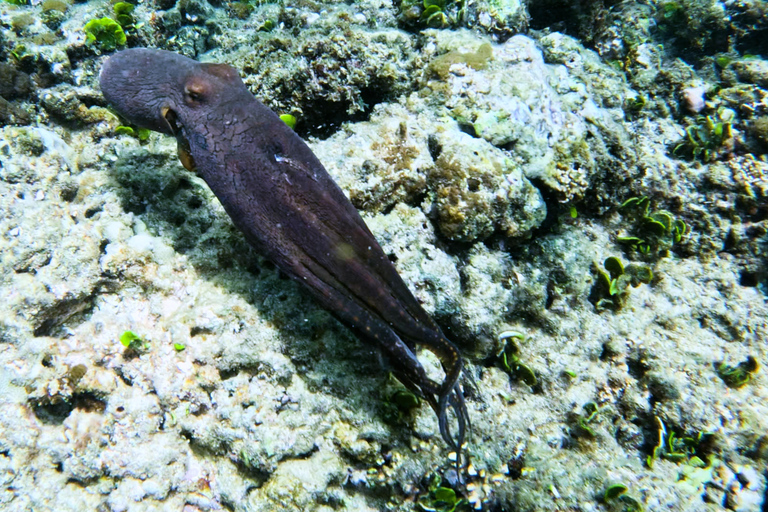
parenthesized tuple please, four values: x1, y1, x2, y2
(83, 17, 126, 52)
(590, 256, 653, 311)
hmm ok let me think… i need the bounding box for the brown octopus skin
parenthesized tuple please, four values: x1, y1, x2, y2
(99, 48, 469, 465)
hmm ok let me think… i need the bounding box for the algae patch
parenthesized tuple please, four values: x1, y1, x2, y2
(428, 42, 493, 79)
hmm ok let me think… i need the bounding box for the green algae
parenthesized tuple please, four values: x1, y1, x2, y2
(428, 43, 493, 80)
(83, 17, 126, 52)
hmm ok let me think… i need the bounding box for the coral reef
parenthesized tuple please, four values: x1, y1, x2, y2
(0, 0, 767, 510)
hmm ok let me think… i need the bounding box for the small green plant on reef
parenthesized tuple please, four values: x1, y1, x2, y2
(119, 330, 148, 353)
(239, 448, 253, 468)
(623, 94, 647, 120)
(420, 0, 464, 27)
(113, 2, 135, 28)
(381, 372, 422, 424)
(715, 55, 732, 68)
(616, 196, 688, 258)
(382, 386, 421, 423)
(604, 482, 644, 512)
(9, 44, 31, 63)
(497, 331, 537, 387)
(113, 2, 144, 36)
(279, 114, 296, 129)
(716, 356, 758, 388)
(646, 417, 712, 468)
(389, 388, 420, 410)
(398, 0, 465, 29)
(257, 19, 276, 31)
(590, 256, 653, 311)
(115, 125, 151, 141)
(657, 1, 684, 33)
(673, 109, 735, 162)
(3, 0, 29, 6)
(418, 474, 466, 512)
(575, 402, 602, 437)
(83, 17, 126, 51)
(604, 483, 628, 500)
(173, 343, 186, 351)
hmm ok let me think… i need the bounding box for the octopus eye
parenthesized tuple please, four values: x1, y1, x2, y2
(184, 80, 207, 105)
(186, 89, 203, 102)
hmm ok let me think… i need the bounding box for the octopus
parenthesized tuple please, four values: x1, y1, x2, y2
(99, 48, 469, 472)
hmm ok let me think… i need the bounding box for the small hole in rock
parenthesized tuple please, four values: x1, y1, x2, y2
(739, 271, 758, 287)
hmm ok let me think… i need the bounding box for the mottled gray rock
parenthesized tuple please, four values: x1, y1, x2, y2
(731, 58, 768, 88)
(422, 32, 636, 205)
(314, 100, 546, 243)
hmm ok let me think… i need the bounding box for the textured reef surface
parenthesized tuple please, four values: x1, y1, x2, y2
(0, 0, 767, 510)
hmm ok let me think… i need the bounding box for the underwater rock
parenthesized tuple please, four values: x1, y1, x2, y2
(469, 0, 528, 40)
(231, 26, 420, 136)
(313, 100, 546, 242)
(365, 203, 461, 318)
(428, 128, 545, 241)
(40, 85, 113, 125)
(0, 96, 31, 126)
(423, 32, 635, 204)
(0, 62, 35, 100)
(731, 58, 768, 88)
